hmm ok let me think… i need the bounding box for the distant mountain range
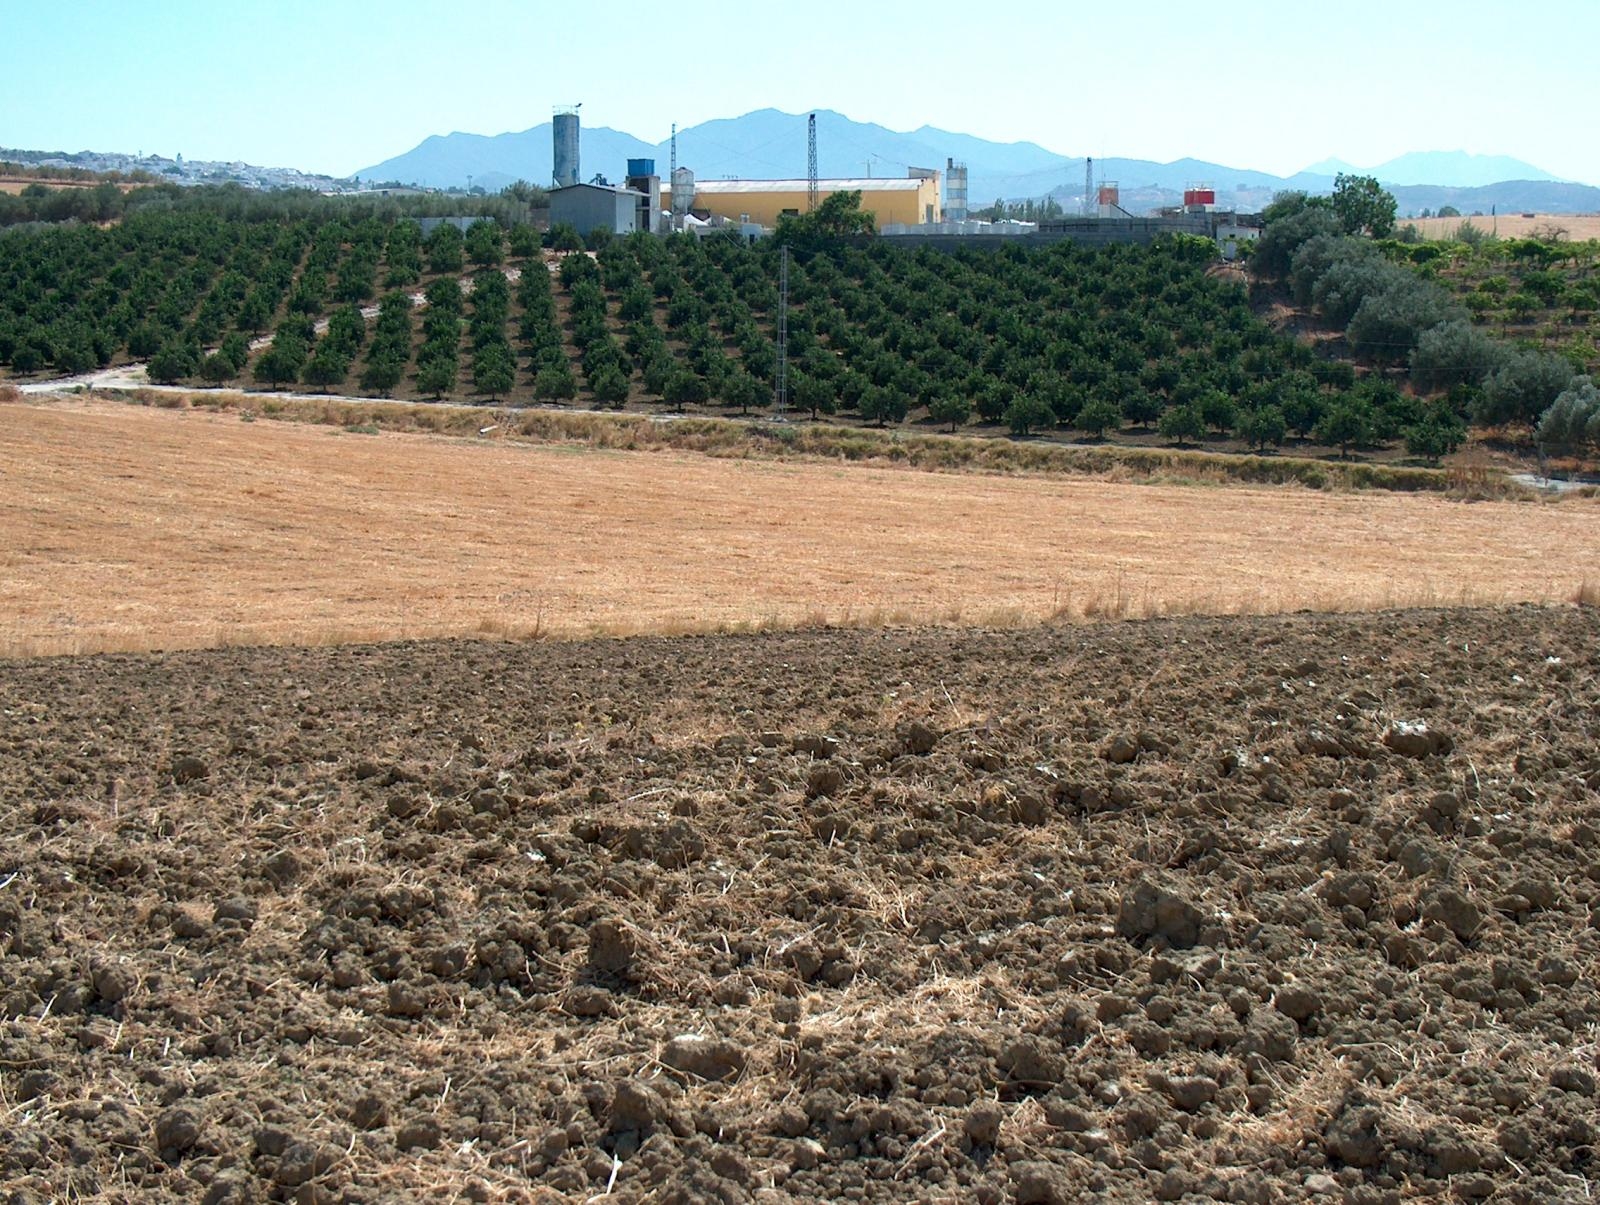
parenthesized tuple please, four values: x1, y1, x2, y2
(355, 109, 1600, 217)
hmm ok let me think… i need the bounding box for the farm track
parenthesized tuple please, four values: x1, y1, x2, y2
(1, 605, 1597, 1201)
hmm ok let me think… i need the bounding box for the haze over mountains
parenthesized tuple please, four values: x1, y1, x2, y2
(356, 108, 1599, 216)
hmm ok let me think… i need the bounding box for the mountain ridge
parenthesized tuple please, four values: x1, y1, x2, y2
(354, 109, 1597, 215)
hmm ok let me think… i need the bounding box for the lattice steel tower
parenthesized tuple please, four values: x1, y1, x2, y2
(807, 113, 819, 213)
(775, 245, 790, 415)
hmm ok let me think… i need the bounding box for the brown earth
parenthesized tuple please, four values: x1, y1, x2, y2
(2, 605, 1598, 1202)
(4, 398, 1598, 658)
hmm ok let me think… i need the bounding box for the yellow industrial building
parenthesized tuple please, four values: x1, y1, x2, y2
(666, 174, 942, 230)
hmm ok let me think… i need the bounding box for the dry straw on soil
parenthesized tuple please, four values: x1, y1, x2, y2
(1, 397, 1596, 657)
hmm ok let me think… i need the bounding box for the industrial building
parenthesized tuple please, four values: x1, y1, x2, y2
(539, 108, 1257, 252)
(546, 107, 660, 238)
(667, 173, 942, 230)
(548, 182, 649, 237)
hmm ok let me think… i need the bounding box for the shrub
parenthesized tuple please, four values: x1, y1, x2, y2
(1536, 376, 1600, 448)
(1409, 320, 1506, 394)
(1346, 276, 1465, 365)
(1255, 205, 1341, 280)
(1474, 349, 1577, 427)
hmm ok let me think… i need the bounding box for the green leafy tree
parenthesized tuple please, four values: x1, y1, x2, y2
(591, 364, 630, 407)
(534, 364, 577, 403)
(1403, 418, 1463, 463)
(1236, 405, 1287, 451)
(199, 353, 233, 385)
(1314, 400, 1372, 457)
(302, 347, 350, 392)
(507, 225, 541, 259)
(547, 223, 583, 252)
(928, 393, 972, 432)
(1004, 393, 1054, 436)
(1346, 276, 1465, 366)
(219, 332, 250, 374)
(426, 222, 465, 274)
(472, 345, 515, 401)
(148, 342, 198, 384)
(1121, 392, 1163, 429)
(775, 190, 877, 247)
(1198, 390, 1237, 434)
(465, 220, 504, 267)
(1076, 396, 1122, 438)
(1280, 385, 1326, 442)
(793, 373, 837, 420)
(717, 369, 763, 414)
(253, 345, 302, 390)
(417, 357, 458, 400)
(858, 385, 908, 426)
(360, 356, 404, 397)
(1332, 173, 1398, 238)
(1157, 403, 1205, 446)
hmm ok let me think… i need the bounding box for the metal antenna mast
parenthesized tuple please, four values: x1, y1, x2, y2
(670, 122, 677, 181)
(1084, 157, 1093, 217)
(807, 113, 818, 213)
(775, 245, 789, 416)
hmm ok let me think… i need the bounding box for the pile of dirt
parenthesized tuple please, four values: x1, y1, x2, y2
(1, 605, 1596, 1203)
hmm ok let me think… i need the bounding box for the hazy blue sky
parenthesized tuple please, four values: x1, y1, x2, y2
(9, 0, 1598, 183)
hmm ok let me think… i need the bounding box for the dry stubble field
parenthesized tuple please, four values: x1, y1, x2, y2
(1, 398, 1596, 658)
(1404, 213, 1600, 241)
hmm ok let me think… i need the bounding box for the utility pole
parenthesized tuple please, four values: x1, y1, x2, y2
(807, 113, 818, 213)
(775, 245, 789, 416)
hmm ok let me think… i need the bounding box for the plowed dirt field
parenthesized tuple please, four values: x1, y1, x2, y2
(3, 605, 1597, 1202)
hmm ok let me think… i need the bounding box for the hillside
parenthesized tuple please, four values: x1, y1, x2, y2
(2, 210, 1484, 466)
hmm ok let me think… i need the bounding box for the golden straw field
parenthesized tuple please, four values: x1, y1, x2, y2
(1, 397, 1595, 656)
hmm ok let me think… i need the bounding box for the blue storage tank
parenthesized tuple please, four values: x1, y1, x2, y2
(627, 158, 656, 179)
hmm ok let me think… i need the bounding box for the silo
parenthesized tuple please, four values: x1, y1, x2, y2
(1097, 183, 1121, 218)
(553, 106, 580, 188)
(944, 157, 968, 222)
(671, 167, 695, 218)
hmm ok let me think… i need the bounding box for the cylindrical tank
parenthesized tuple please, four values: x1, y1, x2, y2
(944, 158, 969, 222)
(553, 109, 580, 188)
(1097, 183, 1121, 218)
(671, 167, 695, 216)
